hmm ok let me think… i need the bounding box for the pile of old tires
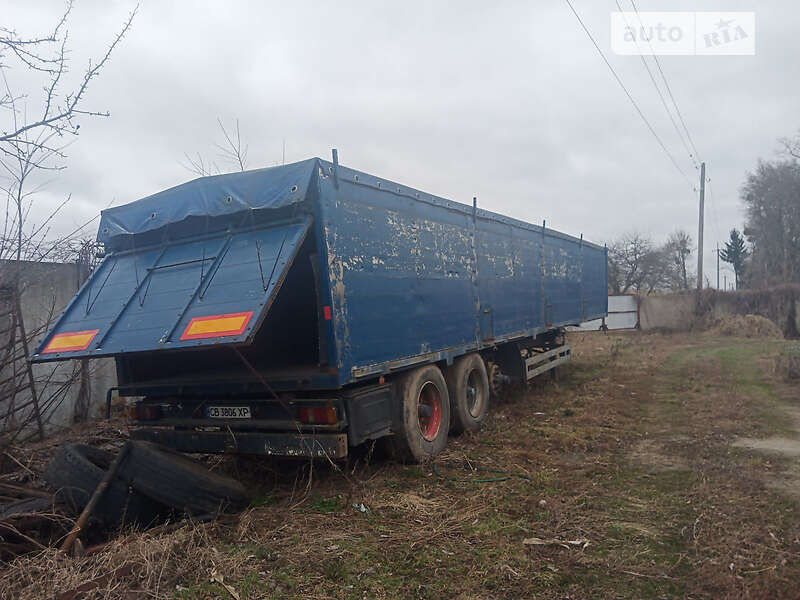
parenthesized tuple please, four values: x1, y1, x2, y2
(44, 441, 247, 527)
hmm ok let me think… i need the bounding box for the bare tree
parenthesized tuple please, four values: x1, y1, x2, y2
(741, 158, 800, 286)
(640, 248, 672, 294)
(608, 232, 688, 295)
(607, 232, 653, 294)
(182, 118, 249, 177)
(0, 1, 137, 265)
(664, 230, 693, 290)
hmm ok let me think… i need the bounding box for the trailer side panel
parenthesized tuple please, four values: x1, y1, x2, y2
(316, 161, 607, 385)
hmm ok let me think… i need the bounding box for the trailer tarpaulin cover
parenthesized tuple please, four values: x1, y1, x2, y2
(97, 159, 317, 245)
(33, 217, 311, 361)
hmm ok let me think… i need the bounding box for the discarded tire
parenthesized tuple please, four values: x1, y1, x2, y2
(44, 443, 166, 527)
(0, 496, 55, 519)
(118, 441, 247, 515)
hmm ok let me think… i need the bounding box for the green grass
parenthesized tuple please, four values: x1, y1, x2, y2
(658, 337, 792, 436)
(308, 493, 346, 513)
(249, 492, 277, 508)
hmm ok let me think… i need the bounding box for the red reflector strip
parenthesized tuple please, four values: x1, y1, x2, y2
(323, 305, 332, 321)
(42, 329, 99, 354)
(180, 311, 254, 341)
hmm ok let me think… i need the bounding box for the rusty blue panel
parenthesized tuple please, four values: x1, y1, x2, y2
(475, 218, 533, 340)
(582, 244, 608, 319)
(544, 233, 583, 326)
(315, 159, 608, 384)
(318, 172, 478, 373)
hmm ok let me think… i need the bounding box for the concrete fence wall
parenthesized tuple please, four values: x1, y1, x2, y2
(639, 287, 800, 336)
(638, 295, 694, 331)
(0, 260, 116, 436)
(572, 288, 800, 337)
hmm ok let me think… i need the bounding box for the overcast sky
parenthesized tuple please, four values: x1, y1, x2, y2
(2, 0, 797, 285)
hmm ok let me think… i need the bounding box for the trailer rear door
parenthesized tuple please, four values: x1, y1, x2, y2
(32, 217, 311, 361)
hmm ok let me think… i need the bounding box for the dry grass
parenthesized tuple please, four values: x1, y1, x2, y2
(710, 314, 784, 339)
(695, 284, 800, 338)
(2, 331, 800, 599)
(775, 343, 800, 381)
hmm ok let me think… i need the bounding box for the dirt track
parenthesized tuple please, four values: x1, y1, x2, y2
(2, 331, 799, 599)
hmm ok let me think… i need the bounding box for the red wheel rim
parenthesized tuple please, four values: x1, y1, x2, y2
(417, 381, 443, 441)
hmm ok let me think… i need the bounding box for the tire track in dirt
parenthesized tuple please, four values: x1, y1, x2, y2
(735, 404, 800, 495)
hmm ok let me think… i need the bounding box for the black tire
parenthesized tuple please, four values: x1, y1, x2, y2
(0, 497, 55, 519)
(118, 441, 247, 515)
(446, 354, 490, 434)
(43, 443, 166, 526)
(387, 365, 450, 463)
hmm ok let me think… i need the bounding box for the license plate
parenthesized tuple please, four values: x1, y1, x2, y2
(206, 406, 251, 419)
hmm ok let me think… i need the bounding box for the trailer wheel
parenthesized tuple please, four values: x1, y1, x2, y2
(447, 354, 490, 434)
(388, 365, 450, 463)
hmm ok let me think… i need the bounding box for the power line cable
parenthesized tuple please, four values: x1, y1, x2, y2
(614, 0, 697, 170)
(563, 0, 693, 187)
(629, 0, 702, 163)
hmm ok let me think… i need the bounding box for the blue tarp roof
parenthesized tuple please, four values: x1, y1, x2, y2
(97, 158, 318, 244)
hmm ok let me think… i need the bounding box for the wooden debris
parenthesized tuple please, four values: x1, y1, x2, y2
(0, 481, 53, 499)
(522, 536, 590, 549)
(60, 442, 130, 554)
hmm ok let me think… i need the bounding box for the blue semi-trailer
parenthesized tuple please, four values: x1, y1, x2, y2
(33, 152, 608, 462)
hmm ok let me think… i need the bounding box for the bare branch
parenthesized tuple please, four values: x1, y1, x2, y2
(0, 3, 136, 268)
(0, 4, 138, 146)
(779, 133, 800, 160)
(214, 118, 248, 171)
(0, 1, 73, 74)
(182, 118, 249, 177)
(181, 151, 216, 178)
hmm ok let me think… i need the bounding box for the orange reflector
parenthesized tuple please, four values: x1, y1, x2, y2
(180, 311, 254, 341)
(299, 406, 338, 425)
(42, 329, 99, 354)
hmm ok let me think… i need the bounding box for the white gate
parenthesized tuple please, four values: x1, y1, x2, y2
(569, 295, 639, 331)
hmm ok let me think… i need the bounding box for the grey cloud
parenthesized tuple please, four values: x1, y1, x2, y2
(3, 0, 796, 281)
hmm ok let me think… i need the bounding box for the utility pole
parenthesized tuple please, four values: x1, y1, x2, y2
(716, 243, 720, 289)
(724, 274, 727, 291)
(696, 162, 706, 291)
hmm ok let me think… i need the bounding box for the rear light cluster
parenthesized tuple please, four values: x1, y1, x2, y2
(130, 404, 162, 421)
(298, 406, 338, 425)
